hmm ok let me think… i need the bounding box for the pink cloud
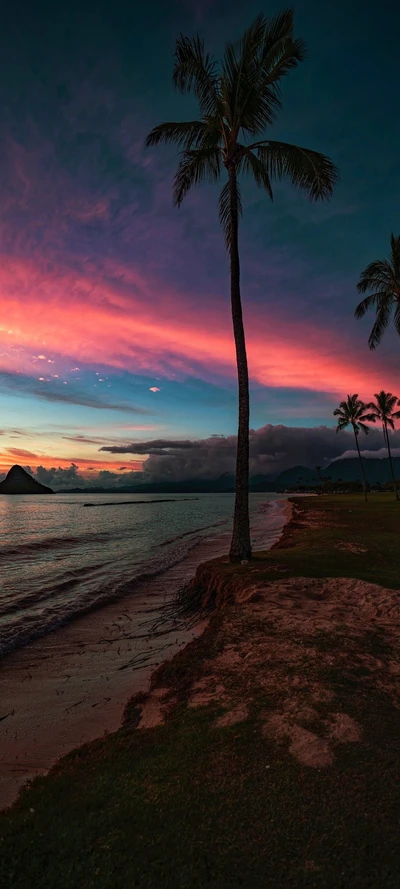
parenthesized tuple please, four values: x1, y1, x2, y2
(0, 253, 397, 400)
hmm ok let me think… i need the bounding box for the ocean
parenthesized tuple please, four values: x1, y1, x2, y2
(0, 492, 288, 659)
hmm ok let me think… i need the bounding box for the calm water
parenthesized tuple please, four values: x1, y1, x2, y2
(0, 492, 287, 658)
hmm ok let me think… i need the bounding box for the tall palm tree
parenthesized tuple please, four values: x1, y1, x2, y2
(145, 11, 338, 561)
(355, 234, 400, 350)
(367, 391, 400, 500)
(333, 395, 376, 502)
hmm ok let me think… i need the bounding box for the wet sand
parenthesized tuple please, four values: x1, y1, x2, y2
(1, 503, 288, 811)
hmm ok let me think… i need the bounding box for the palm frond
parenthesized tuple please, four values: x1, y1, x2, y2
(333, 403, 348, 417)
(354, 292, 385, 319)
(260, 9, 306, 88)
(173, 34, 223, 121)
(145, 120, 214, 149)
(390, 232, 400, 266)
(367, 300, 392, 350)
(359, 413, 377, 425)
(355, 235, 400, 350)
(393, 302, 400, 338)
(255, 141, 338, 201)
(222, 11, 305, 139)
(173, 146, 222, 206)
(237, 146, 273, 198)
(222, 16, 282, 136)
(222, 13, 267, 130)
(356, 259, 395, 294)
(218, 179, 243, 249)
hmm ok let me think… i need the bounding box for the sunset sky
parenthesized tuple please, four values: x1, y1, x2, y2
(0, 0, 399, 485)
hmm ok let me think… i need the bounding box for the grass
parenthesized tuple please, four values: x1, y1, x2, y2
(212, 493, 400, 590)
(1, 494, 400, 888)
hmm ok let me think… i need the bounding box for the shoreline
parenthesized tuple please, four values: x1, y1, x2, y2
(0, 498, 290, 812)
(3, 494, 400, 886)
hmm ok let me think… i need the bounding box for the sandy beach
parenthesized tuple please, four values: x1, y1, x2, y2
(0, 501, 289, 811)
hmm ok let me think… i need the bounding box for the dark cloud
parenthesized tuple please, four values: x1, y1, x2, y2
(102, 424, 396, 480)
(101, 438, 201, 454)
(35, 463, 83, 489)
(62, 435, 109, 444)
(34, 463, 143, 491)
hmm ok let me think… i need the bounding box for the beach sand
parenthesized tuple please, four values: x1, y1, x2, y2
(0, 502, 287, 811)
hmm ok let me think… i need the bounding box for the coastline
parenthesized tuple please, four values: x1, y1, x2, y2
(0, 497, 290, 812)
(3, 494, 400, 886)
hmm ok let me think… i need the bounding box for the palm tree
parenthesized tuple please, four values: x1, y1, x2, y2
(355, 234, 400, 350)
(145, 11, 338, 561)
(314, 465, 323, 494)
(333, 395, 376, 502)
(367, 391, 400, 500)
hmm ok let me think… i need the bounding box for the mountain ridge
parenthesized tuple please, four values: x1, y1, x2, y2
(54, 456, 400, 493)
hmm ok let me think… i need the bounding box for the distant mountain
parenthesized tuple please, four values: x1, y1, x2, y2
(58, 474, 238, 495)
(324, 456, 400, 485)
(0, 465, 54, 495)
(55, 456, 400, 495)
(274, 457, 400, 487)
(273, 465, 319, 488)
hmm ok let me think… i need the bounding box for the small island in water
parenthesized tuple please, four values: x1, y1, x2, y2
(0, 465, 54, 495)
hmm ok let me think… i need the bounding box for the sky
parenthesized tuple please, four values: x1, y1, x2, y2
(0, 0, 399, 486)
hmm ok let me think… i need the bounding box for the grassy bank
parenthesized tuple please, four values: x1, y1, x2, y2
(212, 492, 400, 590)
(1, 494, 400, 889)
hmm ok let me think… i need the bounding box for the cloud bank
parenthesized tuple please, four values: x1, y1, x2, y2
(101, 423, 399, 481)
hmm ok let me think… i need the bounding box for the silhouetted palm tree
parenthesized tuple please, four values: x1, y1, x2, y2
(145, 11, 338, 561)
(333, 395, 376, 502)
(367, 391, 400, 500)
(355, 234, 400, 350)
(314, 465, 323, 494)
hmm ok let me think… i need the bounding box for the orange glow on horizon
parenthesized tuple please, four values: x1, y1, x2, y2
(0, 451, 144, 476)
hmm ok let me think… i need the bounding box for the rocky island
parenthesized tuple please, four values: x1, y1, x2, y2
(0, 465, 54, 494)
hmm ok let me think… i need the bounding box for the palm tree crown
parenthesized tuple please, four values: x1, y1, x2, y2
(355, 233, 400, 350)
(367, 391, 400, 432)
(333, 394, 376, 435)
(145, 11, 339, 237)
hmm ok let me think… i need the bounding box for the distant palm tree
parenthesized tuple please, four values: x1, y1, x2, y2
(367, 391, 400, 500)
(314, 465, 323, 493)
(333, 395, 376, 502)
(355, 233, 400, 350)
(145, 11, 338, 561)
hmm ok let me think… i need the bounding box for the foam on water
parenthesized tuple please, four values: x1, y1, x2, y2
(0, 492, 288, 658)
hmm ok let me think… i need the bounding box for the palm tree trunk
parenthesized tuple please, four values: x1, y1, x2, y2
(353, 430, 368, 502)
(384, 421, 399, 500)
(227, 163, 251, 562)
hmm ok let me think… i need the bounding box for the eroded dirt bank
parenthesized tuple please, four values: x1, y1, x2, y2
(127, 501, 400, 769)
